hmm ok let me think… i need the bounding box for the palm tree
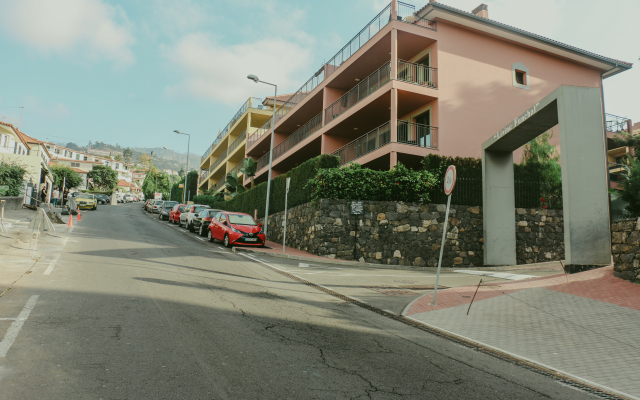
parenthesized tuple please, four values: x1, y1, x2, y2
(240, 157, 257, 188)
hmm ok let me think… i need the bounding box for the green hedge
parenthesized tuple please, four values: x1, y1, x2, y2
(0, 163, 26, 196)
(193, 154, 340, 218)
(306, 163, 436, 203)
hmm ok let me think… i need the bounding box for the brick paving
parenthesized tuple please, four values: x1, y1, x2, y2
(405, 266, 640, 398)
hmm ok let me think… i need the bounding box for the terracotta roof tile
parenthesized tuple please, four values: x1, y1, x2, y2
(264, 93, 296, 103)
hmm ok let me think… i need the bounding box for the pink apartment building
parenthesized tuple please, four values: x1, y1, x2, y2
(243, 1, 631, 185)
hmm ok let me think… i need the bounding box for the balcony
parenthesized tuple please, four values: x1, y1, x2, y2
(199, 170, 208, 184)
(398, 60, 437, 88)
(606, 113, 630, 133)
(256, 151, 270, 173)
(201, 97, 262, 164)
(229, 161, 244, 177)
(325, 62, 391, 125)
(246, 2, 436, 153)
(213, 178, 225, 192)
(209, 149, 228, 175)
(228, 130, 246, 155)
(273, 112, 322, 161)
(332, 121, 437, 165)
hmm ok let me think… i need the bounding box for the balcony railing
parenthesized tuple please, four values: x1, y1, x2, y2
(273, 112, 323, 161)
(397, 1, 437, 30)
(229, 161, 244, 177)
(245, 2, 434, 152)
(325, 61, 391, 125)
(398, 121, 438, 149)
(228, 130, 246, 154)
(213, 178, 225, 192)
(332, 121, 437, 165)
(398, 60, 437, 88)
(606, 113, 630, 133)
(256, 152, 270, 172)
(209, 149, 228, 175)
(199, 170, 208, 184)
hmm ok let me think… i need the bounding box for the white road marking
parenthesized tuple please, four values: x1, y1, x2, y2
(218, 247, 226, 250)
(454, 270, 537, 281)
(196, 237, 205, 241)
(43, 255, 60, 275)
(298, 263, 342, 270)
(0, 318, 16, 321)
(0, 295, 39, 357)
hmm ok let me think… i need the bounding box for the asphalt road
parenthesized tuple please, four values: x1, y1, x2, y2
(0, 203, 596, 399)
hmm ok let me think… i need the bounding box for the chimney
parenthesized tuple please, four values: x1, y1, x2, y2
(472, 4, 489, 19)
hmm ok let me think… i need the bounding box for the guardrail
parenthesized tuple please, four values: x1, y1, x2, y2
(213, 178, 225, 192)
(398, 121, 438, 149)
(248, 118, 271, 149)
(256, 152, 270, 172)
(273, 113, 323, 161)
(228, 130, 246, 154)
(398, 1, 437, 30)
(398, 60, 437, 88)
(332, 122, 391, 165)
(325, 61, 391, 125)
(209, 149, 228, 175)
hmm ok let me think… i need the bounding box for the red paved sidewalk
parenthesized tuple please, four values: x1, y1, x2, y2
(406, 266, 640, 315)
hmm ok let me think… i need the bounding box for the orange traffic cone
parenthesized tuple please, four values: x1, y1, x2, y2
(77, 212, 81, 222)
(67, 215, 74, 228)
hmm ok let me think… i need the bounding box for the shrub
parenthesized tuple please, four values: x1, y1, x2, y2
(306, 162, 436, 203)
(0, 163, 27, 196)
(193, 154, 340, 218)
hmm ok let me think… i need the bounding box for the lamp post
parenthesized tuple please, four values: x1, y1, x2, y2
(174, 130, 191, 203)
(247, 74, 277, 239)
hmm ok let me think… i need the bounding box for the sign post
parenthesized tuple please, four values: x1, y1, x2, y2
(432, 165, 456, 305)
(282, 177, 291, 255)
(350, 201, 363, 260)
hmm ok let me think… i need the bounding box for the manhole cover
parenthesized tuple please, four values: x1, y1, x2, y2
(399, 284, 448, 290)
(362, 286, 417, 296)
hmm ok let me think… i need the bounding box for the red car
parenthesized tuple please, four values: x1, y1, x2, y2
(168, 204, 187, 224)
(208, 211, 265, 248)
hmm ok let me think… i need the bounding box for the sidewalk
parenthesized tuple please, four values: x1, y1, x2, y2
(0, 207, 73, 297)
(404, 266, 640, 399)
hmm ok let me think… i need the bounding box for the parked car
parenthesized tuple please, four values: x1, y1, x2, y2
(193, 209, 221, 236)
(123, 193, 137, 203)
(179, 204, 210, 230)
(95, 194, 111, 205)
(150, 200, 164, 213)
(158, 201, 179, 220)
(144, 199, 154, 211)
(75, 193, 98, 211)
(208, 212, 264, 247)
(168, 204, 187, 224)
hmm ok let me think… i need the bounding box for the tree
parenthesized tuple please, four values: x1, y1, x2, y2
(114, 154, 124, 162)
(240, 157, 257, 188)
(0, 162, 27, 196)
(87, 165, 118, 191)
(519, 130, 562, 208)
(66, 142, 81, 151)
(179, 168, 185, 178)
(51, 165, 83, 189)
(123, 148, 133, 162)
(224, 171, 246, 200)
(139, 153, 153, 168)
(141, 168, 171, 200)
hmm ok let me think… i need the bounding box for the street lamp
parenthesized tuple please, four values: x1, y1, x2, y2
(247, 74, 277, 239)
(174, 130, 191, 203)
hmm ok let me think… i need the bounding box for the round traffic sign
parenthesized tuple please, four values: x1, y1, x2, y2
(444, 165, 456, 195)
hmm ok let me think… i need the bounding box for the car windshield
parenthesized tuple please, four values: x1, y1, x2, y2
(163, 202, 178, 208)
(193, 206, 209, 213)
(78, 195, 95, 200)
(154, 200, 163, 205)
(228, 214, 257, 226)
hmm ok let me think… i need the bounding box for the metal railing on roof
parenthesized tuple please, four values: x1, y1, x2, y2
(273, 112, 323, 161)
(606, 113, 630, 133)
(397, 2, 437, 30)
(398, 60, 437, 88)
(325, 61, 391, 125)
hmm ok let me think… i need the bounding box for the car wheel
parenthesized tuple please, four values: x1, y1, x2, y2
(208, 229, 214, 243)
(224, 234, 231, 248)
(188, 222, 194, 233)
(178, 219, 182, 227)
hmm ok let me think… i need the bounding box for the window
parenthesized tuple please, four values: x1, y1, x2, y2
(71, 163, 80, 167)
(84, 156, 88, 161)
(76, 154, 80, 160)
(512, 62, 530, 90)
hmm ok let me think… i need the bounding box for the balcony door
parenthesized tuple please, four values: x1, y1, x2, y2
(414, 110, 431, 148)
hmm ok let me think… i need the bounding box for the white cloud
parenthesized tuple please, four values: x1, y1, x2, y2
(164, 33, 313, 105)
(0, 0, 135, 67)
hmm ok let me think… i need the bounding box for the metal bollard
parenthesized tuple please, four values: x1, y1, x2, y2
(0, 200, 6, 233)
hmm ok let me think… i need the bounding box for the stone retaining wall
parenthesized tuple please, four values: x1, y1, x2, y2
(611, 218, 640, 281)
(262, 199, 564, 268)
(0, 196, 24, 211)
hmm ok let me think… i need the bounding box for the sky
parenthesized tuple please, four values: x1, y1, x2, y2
(0, 0, 638, 157)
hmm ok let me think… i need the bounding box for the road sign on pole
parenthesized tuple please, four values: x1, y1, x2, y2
(432, 165, 456, 306)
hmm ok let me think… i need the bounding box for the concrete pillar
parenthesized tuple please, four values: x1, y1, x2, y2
(391, 0, 398, 21)
(557, 86, 611, 265)
(390, 89, 398, 143)
(390, 151, 398, 169)
(391, 29, 398, 80)
(482, 149, 516, 266)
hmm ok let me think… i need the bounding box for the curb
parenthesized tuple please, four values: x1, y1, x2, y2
(231, 247, 564, 272)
